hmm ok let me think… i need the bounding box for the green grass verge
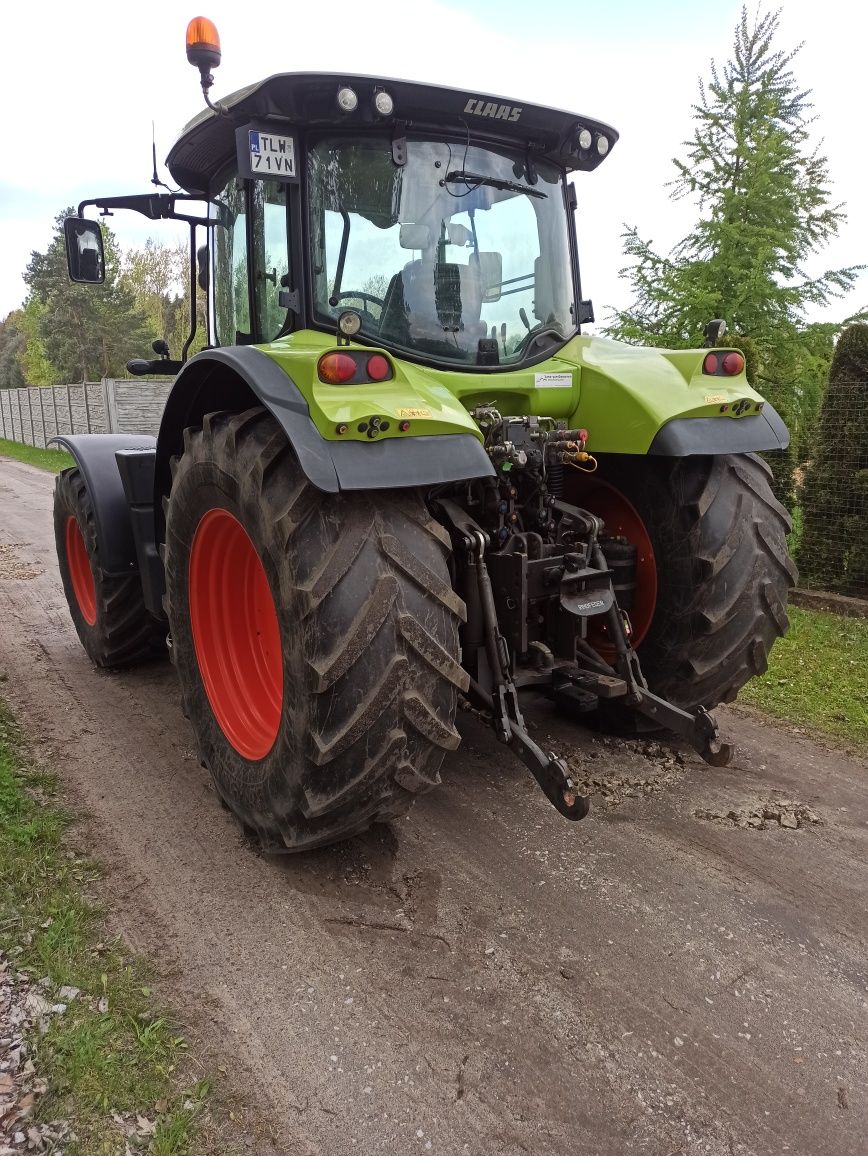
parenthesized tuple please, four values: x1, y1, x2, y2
(0, 436, 73, 472)
(0, 700, 215, 1154)
(739, 606, 868, 753)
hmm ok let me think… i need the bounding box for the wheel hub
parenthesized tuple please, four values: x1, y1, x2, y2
(65, 516, 97, 626)
(566, 476, 657, 657)
(189, 509, 283, 760)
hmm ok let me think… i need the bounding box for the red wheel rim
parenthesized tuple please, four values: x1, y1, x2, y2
(565, 476, 657, 660)
(189, 509, 283, 760)
(65, 516, 97, 626)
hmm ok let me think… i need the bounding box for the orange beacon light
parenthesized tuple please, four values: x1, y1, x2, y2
(186, 17, 221, 73)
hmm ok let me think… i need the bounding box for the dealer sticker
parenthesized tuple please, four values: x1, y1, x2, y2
(535, 372, 573, 389)
(398, 408, 431, 419)
(248, 130, 296, 176)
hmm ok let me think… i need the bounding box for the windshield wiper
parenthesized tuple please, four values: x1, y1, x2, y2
(444, 171, 548, 200)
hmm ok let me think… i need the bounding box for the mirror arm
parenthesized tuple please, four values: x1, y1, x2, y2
(77, 194, 219, 228)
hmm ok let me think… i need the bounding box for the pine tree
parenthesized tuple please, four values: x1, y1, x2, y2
(798, 325, 868, 596)
(606, 7, 860, 503)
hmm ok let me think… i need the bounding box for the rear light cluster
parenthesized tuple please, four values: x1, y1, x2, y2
(317, 351, 393, 385)
(703, 350, 745, 377)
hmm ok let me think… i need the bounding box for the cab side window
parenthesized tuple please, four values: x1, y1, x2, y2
(213, 176, 251, 346)
(251, 181, 291, 341)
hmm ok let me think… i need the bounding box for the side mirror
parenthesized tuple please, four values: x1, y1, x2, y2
(478, 252, 503, 303)
(64, 218, 105, 284)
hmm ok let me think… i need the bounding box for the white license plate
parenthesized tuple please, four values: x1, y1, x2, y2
(248, 130, 296, 176)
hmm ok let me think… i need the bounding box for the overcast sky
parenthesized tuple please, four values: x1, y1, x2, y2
(1, 0, 864, 332)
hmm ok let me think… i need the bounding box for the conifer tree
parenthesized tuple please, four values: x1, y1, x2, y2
(799, 325, 868, 596)
(606, 7, 860, 503)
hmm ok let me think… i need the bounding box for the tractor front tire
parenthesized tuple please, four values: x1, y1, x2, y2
(54, 467, 166, 668)
(570, 452, 797, 713)
(162, 408, 467, 852)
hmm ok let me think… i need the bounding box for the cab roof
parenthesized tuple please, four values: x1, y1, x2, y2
(166, 72, 618, 196)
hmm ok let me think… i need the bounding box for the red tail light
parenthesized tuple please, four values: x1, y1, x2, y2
(704, 350, 745, 377)
(318, 352, 357, 383)
(366, 354, 390, 381)
(722, 351, 745, 375)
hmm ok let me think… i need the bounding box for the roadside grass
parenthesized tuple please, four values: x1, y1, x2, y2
(0, 436, 73, 472)
(0, 700, 214, 1153)
(738, 606, 868, 753)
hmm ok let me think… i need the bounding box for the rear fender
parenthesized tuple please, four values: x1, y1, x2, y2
(565, 336, 791, 455)
(50, 434, 154, 576)
(154, 347, 494, 522)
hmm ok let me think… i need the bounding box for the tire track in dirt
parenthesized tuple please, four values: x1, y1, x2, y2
(1, 455, 865, 1155)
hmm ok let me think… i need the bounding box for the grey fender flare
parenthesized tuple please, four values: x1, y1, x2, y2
(153, 346, 494, 508)
(49, 434, 156, 576)
(647, 403, 790, 455)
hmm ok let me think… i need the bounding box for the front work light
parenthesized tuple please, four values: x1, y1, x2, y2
(337, 86, 358, 112)
(578, 128, 592, 150)
(596, 135, 609, 156)
(374, 90, 395, 116)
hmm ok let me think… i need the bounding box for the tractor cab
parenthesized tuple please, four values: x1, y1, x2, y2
(67, 17, 616, 375)
(166, 70, 615, 369)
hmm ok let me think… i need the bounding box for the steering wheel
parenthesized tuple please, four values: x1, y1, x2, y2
(330, 291, 386, 320)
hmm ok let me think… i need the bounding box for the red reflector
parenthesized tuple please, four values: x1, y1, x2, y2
(722, 351, 745, 376)
(318, 352, 356, 384)
(367, 354, 390, 381)
(703, 353, 719, 375)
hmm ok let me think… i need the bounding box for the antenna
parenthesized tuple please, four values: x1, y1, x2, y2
(150, 122, 172, 193)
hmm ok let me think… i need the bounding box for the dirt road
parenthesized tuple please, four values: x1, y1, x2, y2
(1, 455, 865, 1156)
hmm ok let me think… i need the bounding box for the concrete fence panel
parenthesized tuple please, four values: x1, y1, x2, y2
(1, 391, 12, 441)
(108, 379, 173, 437)
(0, 380, 170, 444)
(28, 388, 45, 448)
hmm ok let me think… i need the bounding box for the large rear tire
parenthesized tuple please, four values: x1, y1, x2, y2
(567, 453, 797, 712)
(162, 408, 467, 851)
(54, 467, 166, 668)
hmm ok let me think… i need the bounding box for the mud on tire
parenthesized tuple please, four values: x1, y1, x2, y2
(54, 467, 166, 668)
(162, 407, 467, 851)
(571, 452, 797, 713)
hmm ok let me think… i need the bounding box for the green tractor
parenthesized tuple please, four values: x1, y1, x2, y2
(54, 17, 795, 849)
